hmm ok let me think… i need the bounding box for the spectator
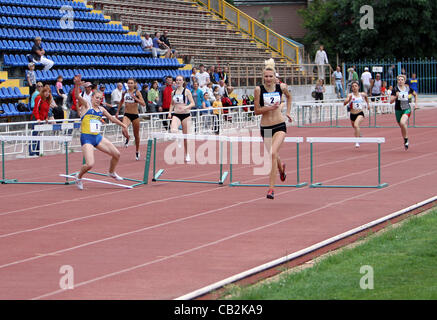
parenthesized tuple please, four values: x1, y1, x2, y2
(314, 79, 325, 102)
(202, 82, 215, 102)
(140, 84, 149, 112)
(111, 83, 124, 115)
(201, 92, 212, 116)
(195, 64, 210, 89)
(361, 67, 372, 95)
(315, 45, 329, 81)
(148, 81, 160, 113)
(208, 66, 217, 85)
(370, 73, 382, 101)
(215, 66, 224, 82)
(388, 64, 396, 86)
(152, 32, 170, 58)
(80, 82, 93, 106)
(217, 79, 227, 97)
(33, 85, 55, 123)
(212, 86, 220, 103)
(190, 81, 204, 112)
(160, 76, 174, 130)
(30, 82, 43, 111)
(141, 32, 153, 54)
(31, 36, 54, 71)
(159, 31, 177, 58)
(212, 93, 223, 134)
(98, 84, 113, 115)
(346, 66, 358, 94)
(55, 75, 68, 111)
(26, 62, 37, 96)
(332, 66, 344, 99)
(190, 67, 198, 87)
(222, 66, 230, 85)
(409, 73, 418, 93)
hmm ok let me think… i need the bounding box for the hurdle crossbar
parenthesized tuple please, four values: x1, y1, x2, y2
(228, 136, 307, 187)
(307, 137, 388, 189)
(150, 133, 229, 185)
(0, 135, 74, 185)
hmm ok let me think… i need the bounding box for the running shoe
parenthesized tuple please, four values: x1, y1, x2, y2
(266, 188, 274, 200)
(279, 163, 286, 182)
(108, 172, 123, 181)
(355, 142, 360, 148)
(135, 152, 140, 161)
(404, 139, 409, 150)
(124, 136, 130, 148)
(75, 177, 83, 190)
(185, 154, 191, 162)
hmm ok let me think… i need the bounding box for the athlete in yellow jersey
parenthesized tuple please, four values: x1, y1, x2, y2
(74, 74, 128, 190)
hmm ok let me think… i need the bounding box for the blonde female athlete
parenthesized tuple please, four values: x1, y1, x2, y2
(116, 78, 146, 160)
(344, 81, 370, 148)
(390, 74, 418, 150)
(74, 74, 128, 190)
(254, 59, 292, 199)
(168, 75, 195, 162)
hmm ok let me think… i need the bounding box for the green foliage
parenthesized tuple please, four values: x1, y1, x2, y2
(298, 0, 437, 62)
(257, 6, 272, 27)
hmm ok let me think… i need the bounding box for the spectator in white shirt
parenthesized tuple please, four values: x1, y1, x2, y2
(141, 32, 153, 54)
(111, 83, 125, 115)
(315, 45, 329, 80)
(80, 82, 93, 105)
(217, 79, 227, 97)
(195, 64, 210, 89)
(361, 67, 373, 95)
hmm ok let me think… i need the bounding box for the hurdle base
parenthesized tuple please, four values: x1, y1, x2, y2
(229, 181, 308, 188)
(1, 179, 18, 184)
(153, 169, 228, 185)
(310, 182, 388, 188)
(87, 171, 146, 188)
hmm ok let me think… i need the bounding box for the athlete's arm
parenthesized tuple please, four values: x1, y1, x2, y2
(134, 90, 146, 107)
(363, 93, 370, 110)
(116, 93, 125, 118)
(281, 83, 292, 122)
(185, 90, 195, 111)
(344, 93, 352, 105)
(101, 107, 127, 129)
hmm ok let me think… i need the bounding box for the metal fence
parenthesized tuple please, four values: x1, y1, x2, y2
(344, 58, 437, 95)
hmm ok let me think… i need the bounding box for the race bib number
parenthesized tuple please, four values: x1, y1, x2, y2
(353, 101, 363, 110)
(263, 92, 281, 106)
(398, 90, 409, 101)
(174, 94, 184, 104)
(90, 119, 101, 133)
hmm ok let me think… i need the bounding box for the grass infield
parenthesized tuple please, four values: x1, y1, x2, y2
(224, 208, 437, 300)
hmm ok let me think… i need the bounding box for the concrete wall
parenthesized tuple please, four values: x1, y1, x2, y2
(235, 3, 307, 39)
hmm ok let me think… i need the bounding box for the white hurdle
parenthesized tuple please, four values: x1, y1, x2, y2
(306, 137, 388, 188)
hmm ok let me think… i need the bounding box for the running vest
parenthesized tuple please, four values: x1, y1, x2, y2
(259, 84, 282, 107)
(124, 91, 137, 104)
(350, 93, 366, 111)
(81, 107, 103, 135)
(172, 88, 188, 104)
(397, 85, 412, 110)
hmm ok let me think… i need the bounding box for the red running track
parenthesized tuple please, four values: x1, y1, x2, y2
(0, 109, 436, 300)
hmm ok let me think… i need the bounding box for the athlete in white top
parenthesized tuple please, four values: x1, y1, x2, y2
(344, 81, 370, 148)
(168, 75, 195, 162)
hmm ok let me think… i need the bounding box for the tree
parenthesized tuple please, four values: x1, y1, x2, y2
(257, 6, 272, 28)
(298, 0, 437, 62)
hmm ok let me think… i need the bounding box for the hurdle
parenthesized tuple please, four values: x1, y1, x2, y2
(0, 135, 74, 185)
(228, 136, 307, 187)
(150, 132, 229, 185)
(307, 137, 388, 188)
(84, 138, 153, 188)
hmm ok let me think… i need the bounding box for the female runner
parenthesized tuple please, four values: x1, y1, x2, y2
(74, 74, 128, 190)
(116, 78, 146, 160)
(343, 81, 370, 148)
(168, 75, 195, 162)
(254, 59, 292, 199)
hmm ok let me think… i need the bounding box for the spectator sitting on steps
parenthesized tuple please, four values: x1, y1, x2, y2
(31, 36, 54, 71)
(152, 32, 170, 59)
